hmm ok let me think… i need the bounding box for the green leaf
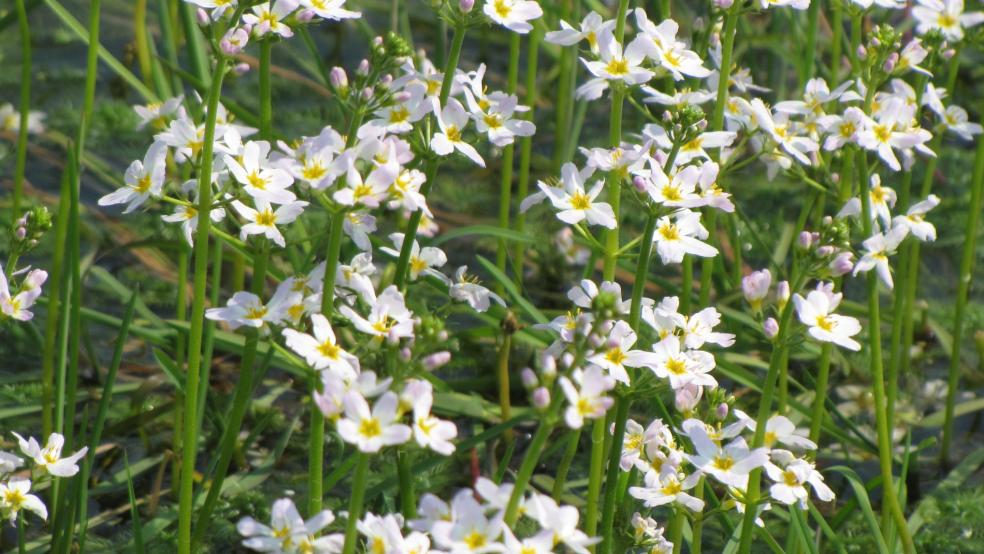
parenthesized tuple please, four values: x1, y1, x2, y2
(431, 225, 537, 246)
(827, 466, 890, 554)
(475, 255, 549, 324)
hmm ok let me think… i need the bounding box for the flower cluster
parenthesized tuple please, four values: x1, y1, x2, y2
(0, 433, 87, 524)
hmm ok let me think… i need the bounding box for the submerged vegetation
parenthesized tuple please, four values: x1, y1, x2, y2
(1, 0, 984, 552)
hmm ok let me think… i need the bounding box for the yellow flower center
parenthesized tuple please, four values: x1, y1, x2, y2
(605, 347, 626, 366)
(247, 171, 267, 190)
(570, 191, 591, 210)
(445, 125, 462, 142)
(713, 455, 735, 471)
(665, 357, 688, 375)
(359, 417, 382, 438)
(134, 174, 153, 194)
(255, 208, 277, 226)
(783, 470, 800, 487)
(493, 0, 511, 18)
(874, 124, 892, 143)
(483, 113, 503, 129)
(245, 306, 268, 320)
(658, 222, 680, 241)
(605, 57, 630, 76)
(317, 341, 340, 360)
(302, 161, 327, 181)
(464, 531, 487, 549)
(815, 315, 833, 332)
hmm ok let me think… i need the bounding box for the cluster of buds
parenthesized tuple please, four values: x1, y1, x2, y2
(9, 206, 51, 257)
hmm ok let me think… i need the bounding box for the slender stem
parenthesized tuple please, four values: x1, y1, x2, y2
(629, 215, 659, 329)
(13, 0, 31, 218)
(42, 167, 72, 438)
(496, 33, 521, 278)
(736, 272, 803, 554)
(598, 397, 630, 553)
(941, 126, 984, 463)
(830, 0, 843, 84)
(777, 349, 790, 414)
(393, 25, 466, 288)
(584, 416, 606, 542)
(808, 343, 833, 449)
(553, 0, 574, 172)
(342, 454, 370, 554)
(668, 510, 685, 554)
(504, 414, 557, 525)
(513, 25, 541, 285)
(857, 151, 915, 554)
(801, 0, 821, 86)
(177, 0, 208, 84)
(177, 56, 228, 554)
(691, 478, 706, 554)
(681, 255, 693, 314)
(552, 429, 581, 499)
(497, 332, 514, 443)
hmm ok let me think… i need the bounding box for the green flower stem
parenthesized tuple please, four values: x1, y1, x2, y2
(941, 125, 984, 463)
(681, 255, 693, 314)
(829, 1, 843, 84)
(668, 509, 685, 554)
(808, 343, 832, 449)
(504, 407, 559, 525)
(392, 24, 465, 289)
(736, 274, 802, 554)
(691, 478, 706, 554)
(801, 0, 821, 86)
(496, 32, 521, 278)
(177, 0, 208, 84)
(192, 40, 275, 545)
(342, 454, 370, 554)
(512, 24, 541, 285)
(497, 330, 514, 444)
(584, 415, 606, 541)
(553, 0, 576, 172)
(42, 168, 71, 439)
(598, 396, 630, 554)
(177, 54, 228, 554)
(701, 3, 740, 309)
(552, 429, 581, 499)
(629, 214, 659, 329)
(857, 150, 915, 554)
(13, 0, 30, 218)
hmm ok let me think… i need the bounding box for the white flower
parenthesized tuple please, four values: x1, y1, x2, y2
(582, 31, 654, 85)
(537, 162, 616, 229)
(282, 314, 359, 378)
(337, 391, 412, 453)
(156, 114, 206, 163)
(340, 285, 415, 342)
(0, 479, 47, 522)
(406, 380, 457, 456)
(430, 98, 486, 167)
(206, 290, 300, 332)
(0, 267, 47, 321)
(232, 198, 308, 248)
(545, 11, 614, 54)
(225, 141, 297, 204)
(333, 155, 399, 208)
(793, 288, 862, 351)
(852, 226, 907, 289)
(0, 102, 46, 134)
(633, 10, 710, 81)
(629, 469, 705, 512)
(765, 452, 835, 508)
(559, 367, 616, 429)
(819, 107, 866, 151)
(463, 91, 535, 147)
(649, 335, 717, 390)
(357, 512, 405, 554)
(448, 266, 505, 312)
(913, 0, 984, 40)
(371, 82, 430, 134)
(757, 0, 810, 8)
(747, 98, 819, 166)
(747, 415, 817, 451)
(683, 420, 768, 489)
(892, 195, 940, 242)
(857, 98, 933, 172)
(299, 0, 360, 21)
(568, 279, 631, 314)
(162, 179, 227, 246)
(652, 209, 718, 264)
(526, 493, 599, 553)
(98, 141, 168, 213)
(237, 498, 342, 553)
(483, 0, 543, 34)
(12, 432, 87, 477)
(682, 306, 735, 349)
(588, 320, 659, 385)
(431, 490, 505, 552)
(133, 96, 184, 130)
(243, 0, 298, 38)
(380, 233, 447, 281)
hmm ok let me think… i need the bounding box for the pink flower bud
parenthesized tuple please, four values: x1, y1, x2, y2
(459, 0, 475, 12)
(372, 36, 383, 47)
(400, 347, 412, 361)
(15, 227, 26, 240)
(829, 251, 854, 276)
(715, 402, 729, 420)
(393, 91, 412, 103)
(883, 53, 898, 73)
(633, 176, 648, 193)
(856, 45, 867, 60)
(220, 27, 249, 55)
(816, 245, 835, 257)
(521, 368, 538, 388)
(357, 59, 370, 75)
(797, 231, 813, 249)
(361, 87, 374, 101)
(777, 281, 790, 307)
(297, 9, 316, 23)
(196, 8, 210, 25)
(423, 351, 451, 370)
(233, 63, 251, 76)
(763, 317, 779, 339)
(330, 66, 348, 89)
(742, 269, 771, 308)
(715, 0, 735, 8)
(380, 74, 393, 86)
(943, 48, 956, 60)
(532, 387, 550, 409)
(675, 384, 702, 412)
(541, 355, 557, 378)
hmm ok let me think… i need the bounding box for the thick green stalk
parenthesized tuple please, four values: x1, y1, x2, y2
(512, 25, 541, 285)
(192, 41, 275, 544)
(496, 33, 521, 277)
(941, 128, 984, 463)
(808, 343, 833, 449)
(857, 152, 915, 554)
(584, 416, 606, 542)
(342, 454, 370, 554)
(829, 0, 843, 84)
(668, 510, 685, 554)
(177, 56, 228, 554)
(13, 0, 31, 218)
(598, 397, 630, 553)
(41, 168, 71, 437)
(393, 25, 466, 288)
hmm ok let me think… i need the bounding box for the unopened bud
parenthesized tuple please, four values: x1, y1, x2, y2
(532, 387, 550, 409)
(380, 74, 393, 86)
(521, 368, 538, 389)
(297, 9, 316, 23)
(330, 66, 349, 90)
(777, 281, 790, 308)
(829, 251, 854, 276)
(943, 48, 956, 60)
(541, 355, 557, 378)
(423, 351, 451, 369)
(633, 176, 647, 193)
(15, 227, 26, 240)
(715, 402, 729, 420)
(675, 384, 702, 412)
(763, 317, 779, 339)
(233, 63, 251, 76)
(361, 87, 374, 101)
(797, 231, 814, 249)
(400, 347, 412, 361)
(373, 36, 384, 48)
(883, 53, 898, 73)
(816, 245, 835, 257)
(357, 59, 370, 75)
(742, 269, 771, 310)
(856, 45, 867, 60)
(196, 8, 209, 25)
(715, 0, 735, 8)
(459, 0, 475, 12)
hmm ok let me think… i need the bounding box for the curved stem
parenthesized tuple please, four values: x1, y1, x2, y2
(178, 55, 228, 554)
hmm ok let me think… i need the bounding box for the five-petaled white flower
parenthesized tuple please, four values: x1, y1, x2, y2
(793, 287, 862, 351)
(12, 432, 88, 477)
(337, 391, 412, 453)
(483, 0, 543, 34)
